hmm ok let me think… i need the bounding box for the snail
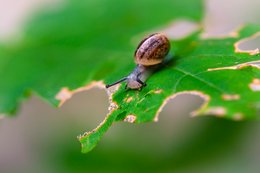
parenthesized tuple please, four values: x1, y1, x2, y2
(106, 33, 171, 90)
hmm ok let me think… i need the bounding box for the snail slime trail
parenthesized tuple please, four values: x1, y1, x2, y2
(106, 33, 171, 90)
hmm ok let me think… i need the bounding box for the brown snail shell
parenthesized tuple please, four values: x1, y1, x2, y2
(134, 33, 170, 66)
(106, 33, 171, 90)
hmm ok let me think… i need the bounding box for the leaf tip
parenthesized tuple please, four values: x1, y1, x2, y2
(78, 130, 100, 153)
(154, 89, 163, 94)
(78, 109, 120, 153)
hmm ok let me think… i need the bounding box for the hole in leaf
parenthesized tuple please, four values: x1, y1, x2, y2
(159, 20, 200, 40)
(235, 32, 260, 55)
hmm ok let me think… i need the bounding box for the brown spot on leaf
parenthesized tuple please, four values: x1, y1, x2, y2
(249, 78, 260, 91)
(154, 89, 163, 94)
(124, 97, 133, 103)
(204, 107, 226, 117)
(124, 115, 136, 123)
(233, 113, 244, 121)
(234, 32, 260, 55)
(106, 84, 121, 113)
(55, 81, 105, 107)
(154, 91, 210, 122)
(208, 60, 260, 71)
(222, 94, 240, 101)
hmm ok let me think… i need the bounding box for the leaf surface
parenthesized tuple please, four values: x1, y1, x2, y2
(2, 0, 260, 153)
(79, 25, 260, 152)
(0, 0, 202, 114)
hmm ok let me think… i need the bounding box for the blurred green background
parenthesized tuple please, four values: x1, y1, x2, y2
(1, 0, 260, 173)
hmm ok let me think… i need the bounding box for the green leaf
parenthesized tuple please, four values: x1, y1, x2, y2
(0, 0, 203, 152)
(4, 0, 260, 153)
(79, 25, 260, 153)
(0, 0, 203, 114)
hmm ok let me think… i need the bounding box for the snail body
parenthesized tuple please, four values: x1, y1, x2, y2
(106, 33, 171, 90)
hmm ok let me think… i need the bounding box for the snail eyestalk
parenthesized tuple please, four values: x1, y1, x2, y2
(106, 77, 128, 88)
